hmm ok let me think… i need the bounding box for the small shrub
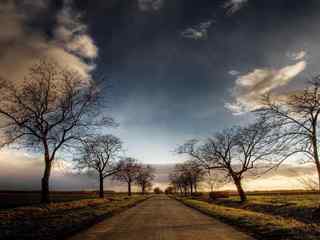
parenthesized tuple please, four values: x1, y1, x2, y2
(312, 207, 320, 220)
(154, 187, 163, 194)
(209, 191, 229, 200)
(192, 192, 203, 197)
(165, 187, 174, 194)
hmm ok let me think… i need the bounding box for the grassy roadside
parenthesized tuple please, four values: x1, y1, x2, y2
(213, 194, 320, 224)
(0, 195, 151, 240)
(176, 197, 320, 240)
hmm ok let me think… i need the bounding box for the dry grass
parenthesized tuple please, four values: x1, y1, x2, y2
(178, 197, 320, 240)
(210, 194, 320, 224)
(0, 191, 107, 209)
(0, 194, 150, 240)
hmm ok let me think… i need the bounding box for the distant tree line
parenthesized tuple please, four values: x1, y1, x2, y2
(169, 160, 205, 196)
(113, 157, 155, 196)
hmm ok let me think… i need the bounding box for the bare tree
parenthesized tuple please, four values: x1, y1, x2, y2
(290, 169, 319, 191)
(169, 168, 189, 196)
(135, 165, 155, 194)
(205, 169, 228, 192)
(298, 174, 319, 191)
(256, 76, 320, 191)
(75, 135, 122, 198)
(231, 120, 283, 201)
(179, 119, 281, 202)
(234, 118, 285, 173)
(0, 60, 112, 203)
(202, 128, 249, 200)
(177, 139, 214, 170)
(113, 157, 141, 196)
(169, 171, 181, 195)
(183, 160, 205, 194)
(165, 186, 174, 194)
(153, 187, 163, 194)
(170, 161, 205, 196)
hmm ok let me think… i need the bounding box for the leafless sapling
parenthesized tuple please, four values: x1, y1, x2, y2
(135, 165, 155, 194)
(113, 157, 141, 196)
(179, 119, 282, 202)
(75, 134, 122, 198)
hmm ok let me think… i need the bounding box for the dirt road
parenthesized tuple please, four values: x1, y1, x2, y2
(69, 195, 254, 240)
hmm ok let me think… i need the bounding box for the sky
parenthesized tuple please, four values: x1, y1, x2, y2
(0, 0, 320, 190)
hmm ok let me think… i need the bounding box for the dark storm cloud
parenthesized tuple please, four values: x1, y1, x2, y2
(2, 0, 320, 190)
(71, 0, 320, 164)
(2, 1, 320, 144)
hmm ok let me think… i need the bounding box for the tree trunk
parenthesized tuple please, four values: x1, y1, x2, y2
(315, 160, 320, 192)
(142, 184, 145, 195)
(233, 176, 247, 202)
(99, 173, 104, 198)
(41, 152, 52, 203)
(128, 181, 132, 196)
(311, 124, 320, 191)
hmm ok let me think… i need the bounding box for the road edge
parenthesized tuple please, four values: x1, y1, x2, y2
(171, 196, 257, 239)
(63, 195, 153, 240)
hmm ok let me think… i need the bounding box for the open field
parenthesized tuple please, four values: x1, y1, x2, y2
(0, 191, 108, 209)
(0, 193, 150, 240)
(193, 191, 320, 223)
(217, 193, 320, 224)
(176, 192, 320, 240)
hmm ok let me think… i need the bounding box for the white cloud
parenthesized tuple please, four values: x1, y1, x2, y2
(181, 20, 214, 40)
(287, 50, 307, 61)
(224, 0, 248, 15)
(226, 61, 307, 113)
(138, 0, 164, 12)
(228, 70, 240, 76)
(54, 2, 98, 59)
(0, 0, 98, 84)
